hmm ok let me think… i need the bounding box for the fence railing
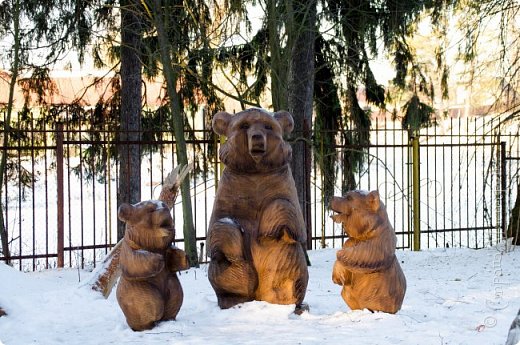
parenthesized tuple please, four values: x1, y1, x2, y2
(1, 114, 518, 271)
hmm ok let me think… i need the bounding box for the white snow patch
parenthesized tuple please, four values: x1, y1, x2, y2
(0, 247, 519, 344)
(218, 217, 237, 226)
(135, 200, 167, 209)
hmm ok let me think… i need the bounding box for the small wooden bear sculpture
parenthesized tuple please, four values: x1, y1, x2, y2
(116, 200, 189, 331)
(330, 190, 406, 314)
(207, 108, 309, 311)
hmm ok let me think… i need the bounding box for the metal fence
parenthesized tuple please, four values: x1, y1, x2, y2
(1, 113, 519, 271)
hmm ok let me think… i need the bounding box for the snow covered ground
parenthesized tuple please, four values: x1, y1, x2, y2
(1, 246, 519, 345)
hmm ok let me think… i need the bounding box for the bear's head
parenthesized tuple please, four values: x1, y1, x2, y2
(118, 200, 174, 252)
(329, 190, 384, 240)
(212, 108, 294, 173)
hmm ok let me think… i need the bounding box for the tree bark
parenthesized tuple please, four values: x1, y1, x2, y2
(287, 0, 317, 250)
(267, 0, 288, 111)
(118, 0, 143, 240)
(152, 0, 198, 267)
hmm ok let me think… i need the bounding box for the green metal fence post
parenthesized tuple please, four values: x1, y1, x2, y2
(56, 122, 64, 267)
(412, 134, 421, 251)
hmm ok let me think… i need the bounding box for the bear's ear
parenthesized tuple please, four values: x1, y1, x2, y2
(367, 190, 380, 211)
(117, 203, 134, 222)
(274, 111, 294, 135)
(212, 111, 232, 136)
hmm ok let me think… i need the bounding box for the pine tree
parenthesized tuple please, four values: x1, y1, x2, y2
(0, 0, 99, 264)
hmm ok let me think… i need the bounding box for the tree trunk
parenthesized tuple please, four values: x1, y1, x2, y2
(287, 0, 317, 250)
(152, 0, 199, 267)
(268, 0, 288, 111)
(117, 0, 143, 241)
(508, 181, 520, 245)
(0, 0, 21, 265)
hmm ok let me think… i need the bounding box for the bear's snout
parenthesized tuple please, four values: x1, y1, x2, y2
(248, 130, 266, 159)
(329, 196, 343, 213)
(330, 196, 352, 217)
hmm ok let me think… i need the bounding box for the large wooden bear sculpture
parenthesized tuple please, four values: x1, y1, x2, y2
(207, 108, 309, 311)
(117, 200, 189, 331)
(330, 190, 406, 314)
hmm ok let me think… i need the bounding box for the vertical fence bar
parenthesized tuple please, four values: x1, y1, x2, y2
(318, 135, 326, 249)
(56, 123, 64, 268)
(314, 139, 319, 249)
(472, 119, 485, 248)
(66, 116, 73, 267)
(425, 127, 430, 248)
(404, 128, 410, 248)
(433, 122, 439, 247)
(30, 118, 36, 270)
(460, 119, 464, 245)
(79, 123, 85, 267)
(44, 119, 50, 268)
(465, 117, 471, 247)
(412, 134, 421, 251)
(106, 124, 112, 247)
(500, 141, 507, 240)
(494, 135, 500, 245)
(17, 110, 22, 269)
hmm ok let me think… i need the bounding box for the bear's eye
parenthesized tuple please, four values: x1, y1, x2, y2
(240, 122, 250, 130)
(346, 195, 353, 201)
(264, 124, 273, 130)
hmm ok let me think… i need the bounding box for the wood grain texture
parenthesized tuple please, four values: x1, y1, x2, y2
(330, 190, 407, 314)
(116, 200, 186, 331)
(208, 109, 309, 309)
(88, 166, 190, 302)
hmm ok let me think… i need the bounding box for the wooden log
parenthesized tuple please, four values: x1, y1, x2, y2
(84, 240, 122, 298)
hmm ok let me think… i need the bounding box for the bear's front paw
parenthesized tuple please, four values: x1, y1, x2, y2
(279, 225, 300, 242)
(121, 248, 166, 280)
(260, 225, 299, 243)
(166, 246, 190, 272)
(332, 260, 352, 285)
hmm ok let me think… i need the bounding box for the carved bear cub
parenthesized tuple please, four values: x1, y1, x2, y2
(116, 200, 189, 331)
(207, 108, 309, 311)
(330, 190, 406, 314)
